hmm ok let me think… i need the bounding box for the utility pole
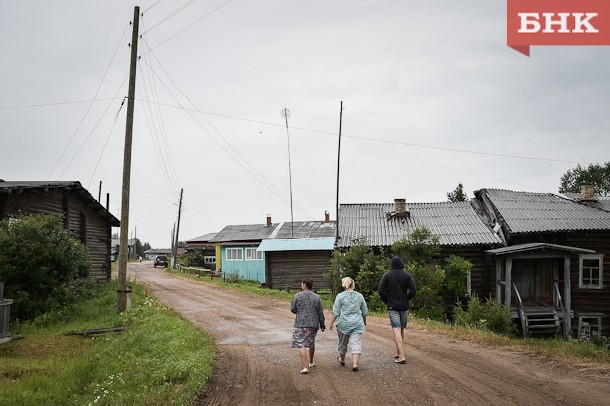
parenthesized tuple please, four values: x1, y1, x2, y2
(172, 188, 183, 269)
(98, 181, 102, 202)
(335, 101, 343, 242)
(281, 108, 294, 238)
(171, 223, 176, 265)
(117, 6, 140, 313)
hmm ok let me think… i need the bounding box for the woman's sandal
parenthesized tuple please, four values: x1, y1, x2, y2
(336, 356, 345, 366)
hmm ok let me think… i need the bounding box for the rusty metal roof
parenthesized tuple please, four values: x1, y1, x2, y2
(484, 189, 610, 233)
(337, 201, 502, 248)
(258, 237, 335, 252)
(211, 221, 336, 243)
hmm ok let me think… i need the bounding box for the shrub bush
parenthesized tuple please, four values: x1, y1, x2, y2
(454, 296, 516, 335)
(0, 214, 91, 321)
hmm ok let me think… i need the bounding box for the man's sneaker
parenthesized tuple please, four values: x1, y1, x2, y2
(299, 368, 309, 374)
(308, 362, 316, 368)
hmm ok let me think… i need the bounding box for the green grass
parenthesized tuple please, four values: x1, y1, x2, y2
(0, 280, 216, 406)
(408, 316, 610, 369)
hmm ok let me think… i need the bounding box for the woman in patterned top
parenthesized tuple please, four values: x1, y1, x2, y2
(290, 277, 326, 374)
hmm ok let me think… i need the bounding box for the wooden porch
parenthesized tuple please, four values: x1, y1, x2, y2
(487, 243, 596, 338)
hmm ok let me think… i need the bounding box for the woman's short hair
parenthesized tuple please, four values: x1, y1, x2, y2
(302, 277, 314, 290)
(341, 277, 355, 290)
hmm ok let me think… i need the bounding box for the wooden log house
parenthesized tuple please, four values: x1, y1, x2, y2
(0, 180, 120, 281)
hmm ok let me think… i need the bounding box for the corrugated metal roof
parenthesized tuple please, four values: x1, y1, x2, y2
(210, 221, 336, 243)
(186, 232, 218, 243)
(484, 189, 610, 233)
(210, 224, 279, 242)
(561, 192, 610, 212)
(337, 201, 502, 248)
(258, 237, 335, 252)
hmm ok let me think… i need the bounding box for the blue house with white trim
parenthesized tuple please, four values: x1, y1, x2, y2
(211, 213, 336, 286)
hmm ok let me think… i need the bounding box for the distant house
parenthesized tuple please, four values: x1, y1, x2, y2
(474, 187, 610, 338)
(0, 180, 120, 281)
(144, 248, 186, 260)
(211, 213, 336, 286)
(185, 232, 218, 270)
(258, 212, 336, 289)
(337, 198, 503, 296)
(210, 217, 278, 283)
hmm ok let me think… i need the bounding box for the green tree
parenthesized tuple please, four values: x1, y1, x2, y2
(391, 227, 440, 266)
(0, 214, 91, 321)
(326, 238, 386, 301)
(135, 239, 151, 258)
(391, 228, 444, 318)
(391, 228, 472, 320)
(559, 162, 610, 196)
(447, 183, 467, 202)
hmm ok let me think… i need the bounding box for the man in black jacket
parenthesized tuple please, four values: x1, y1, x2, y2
(378, 256, 417, 364)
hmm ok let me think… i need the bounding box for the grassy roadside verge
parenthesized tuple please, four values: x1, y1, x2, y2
(0, 280, 216, 406)
(169, 268, 610, 371)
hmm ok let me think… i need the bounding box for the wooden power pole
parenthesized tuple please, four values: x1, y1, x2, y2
(117, 6, 140, 313)
(335, 101, 343, 242)
(172, 188, 183, 269)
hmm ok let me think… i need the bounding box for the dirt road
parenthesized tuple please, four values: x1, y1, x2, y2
(127, 262, 610, 405)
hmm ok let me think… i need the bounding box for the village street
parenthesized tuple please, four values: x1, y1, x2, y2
(127, 261, 610, 406)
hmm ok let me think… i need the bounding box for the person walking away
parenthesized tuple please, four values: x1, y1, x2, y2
(378, 256, 417, 364)
(291, 277, 326, 374)
(328, 277, 368, 372)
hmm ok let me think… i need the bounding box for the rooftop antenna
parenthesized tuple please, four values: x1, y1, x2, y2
(281, 108, 294, 238)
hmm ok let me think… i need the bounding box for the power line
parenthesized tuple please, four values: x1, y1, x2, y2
(141, 0, 237, 55)
(350, 136, 553, 194)
(139, 32, 181, 189)
(58, 75, 129, 180)
(138, 56, 314, 219)
(142, 0, 200, 34)
(0, 98, 119, 110)
(128, 100, 595, 166)
(48, 23, 130, 180)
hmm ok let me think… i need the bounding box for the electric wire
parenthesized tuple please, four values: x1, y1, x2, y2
(0, 98, 119, 110)
(141, 0, 236, 55)
(129, 100, 594, 166)
(137, 26, 181, 192)
(136, 70, 179, 193)
(140, 55, 315, 219)
(86, 97, 126, 189)
(142, 0, 200, 34)
(349, 136, 554, 195)
(58, 74, 129, 180)
(142, 0, 164, 14)
(48, 23, 130, 180)
(139, 32, 181, 188)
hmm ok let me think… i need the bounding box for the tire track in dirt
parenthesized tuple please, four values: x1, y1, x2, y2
(128, 263, 610, 406)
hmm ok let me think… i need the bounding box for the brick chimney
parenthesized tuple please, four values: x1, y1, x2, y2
(580, 185, 596, 201)
(266, 214, 272, 227)
(394, 198, 409, 217)
(324, 210, 330, 223)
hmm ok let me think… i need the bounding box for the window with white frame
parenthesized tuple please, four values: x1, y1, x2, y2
(246, 247, 262, 260)
(226, 248, 243, 261)
(204, 256, 216, 264)
(579, 254, 604, 288)
(578, 314, 602, 339)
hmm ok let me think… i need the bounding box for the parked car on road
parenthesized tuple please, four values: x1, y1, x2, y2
(154, 255, 168, 268)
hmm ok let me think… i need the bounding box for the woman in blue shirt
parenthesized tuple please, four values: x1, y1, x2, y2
(328, 277, 368, 371)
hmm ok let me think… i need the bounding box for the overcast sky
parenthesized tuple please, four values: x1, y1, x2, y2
(2, 1, 609, 249)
